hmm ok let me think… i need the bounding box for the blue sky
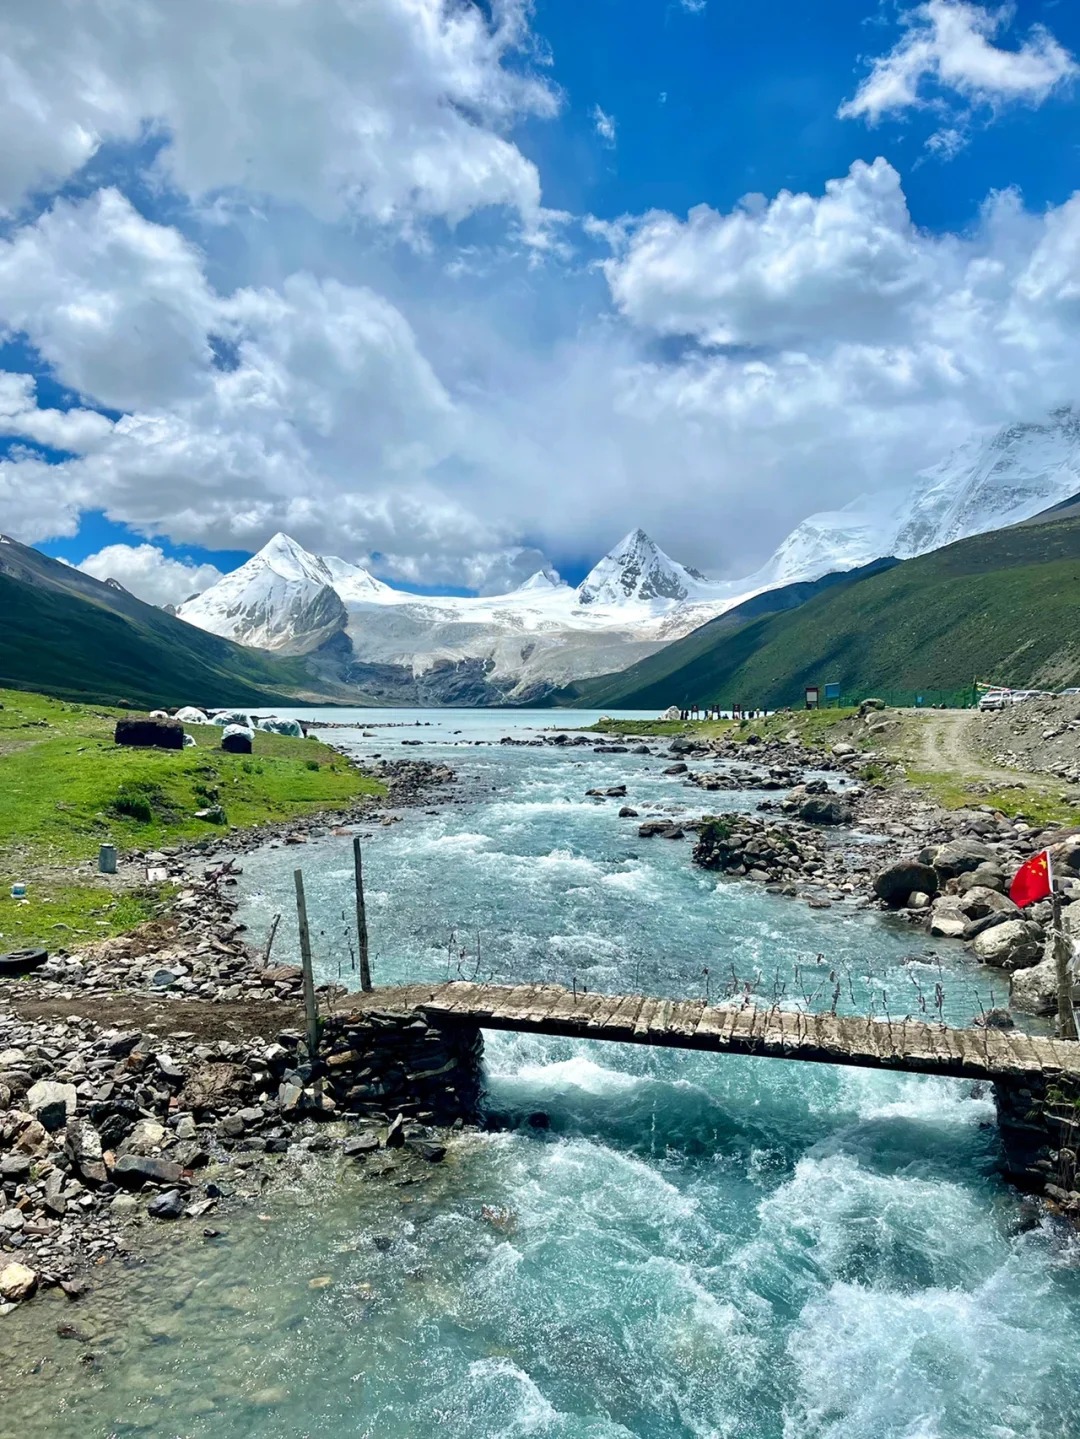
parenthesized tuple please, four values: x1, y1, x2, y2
(1, 0, 1079, 602)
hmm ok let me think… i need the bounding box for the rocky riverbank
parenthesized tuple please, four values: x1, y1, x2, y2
(0, 756, 461, 1314)
(587, 711, 1080, 1025)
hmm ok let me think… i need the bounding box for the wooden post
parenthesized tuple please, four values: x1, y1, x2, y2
(1051, 891, 1079, 1042)
(262, 912, 281, 968)
(353, 836, 373, 992)
(293, 869, 320, 1061)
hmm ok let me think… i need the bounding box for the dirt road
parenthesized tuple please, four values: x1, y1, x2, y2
(901, 709, 1056, 795)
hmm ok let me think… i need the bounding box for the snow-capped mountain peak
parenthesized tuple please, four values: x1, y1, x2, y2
(257, 531, 334, 585)
(577, 528, 700, 606)
(515, 568, 565, 593)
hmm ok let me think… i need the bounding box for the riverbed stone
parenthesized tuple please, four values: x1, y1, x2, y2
(0, 1262, 37, 1302)
(64, 1118, 106, 1186)
(25, 1079, 77, 1132)
(147, 1189, 186, 1220)
(1010, 955, 1060, 1016)
(930, 838, 997, 880)
(798, 795, 853, 826)
(873, 860, 939, 906)
(971, 919, 1044, 970)
(112, 1154, 185, 1189)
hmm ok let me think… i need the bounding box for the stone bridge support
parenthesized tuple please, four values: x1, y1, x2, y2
(318, 1009, 483, 1124)
(996, 1073, 1080, 1217)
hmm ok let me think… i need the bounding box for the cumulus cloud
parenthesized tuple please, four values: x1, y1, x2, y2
(591, 105, 617, 147)
(602, 159, 931, 347)
(0, 0, 558, 234)
(839, 0, 1077, 126)
(76, 543, 223, 607)
(10, 159, 1080, 582)
(0, 371, 114, 452)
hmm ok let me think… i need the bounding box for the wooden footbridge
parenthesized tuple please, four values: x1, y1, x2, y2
(349, 981, 1080, 1083)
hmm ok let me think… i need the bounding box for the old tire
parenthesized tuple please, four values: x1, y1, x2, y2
(0, 948, 48, 976)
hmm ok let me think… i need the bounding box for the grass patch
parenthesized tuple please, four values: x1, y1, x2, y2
(905, 769, 1080, 827)
(0, 884, 167, 953)
(0, 687, 386, 947)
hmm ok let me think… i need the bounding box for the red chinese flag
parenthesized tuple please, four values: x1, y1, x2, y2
(1009, 849, 1053, 908)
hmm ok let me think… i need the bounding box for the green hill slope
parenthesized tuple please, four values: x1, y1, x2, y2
(559, 515, 1080, 710)
(0, 537, 327, 707)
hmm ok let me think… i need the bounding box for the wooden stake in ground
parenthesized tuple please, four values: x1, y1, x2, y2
(1051, 890, 1079, 1042)
(353, 836, 373, 992)
(293, 869, 320, 1059)
(262, 912, 281, 968)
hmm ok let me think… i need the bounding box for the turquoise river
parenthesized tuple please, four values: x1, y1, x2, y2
(4, 708, 1080, 1439)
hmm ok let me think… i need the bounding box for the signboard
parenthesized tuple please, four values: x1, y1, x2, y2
(804, 686, 819, 710)
(824, 683, 840, 702)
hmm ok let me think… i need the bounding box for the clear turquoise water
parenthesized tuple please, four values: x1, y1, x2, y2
(7, 709, 1080, 1439)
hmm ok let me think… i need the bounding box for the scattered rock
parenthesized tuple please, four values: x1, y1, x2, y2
(971, 919, 1044, 970)
(146, 1189, 186, 1221)
(26, 1078, 77, 1132)
(0, 1263, 37, 1302)
(798, 796, 853, 826)
(873, 860, 939, 907)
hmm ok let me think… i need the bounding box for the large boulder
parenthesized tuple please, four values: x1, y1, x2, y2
(956, 886, 1017, 922)
(929, 898, 968, 938)
(873, 860, 939, 907)
(930, 838, 997, 880)
(26, 1079, 77, 1133)
(971, 919, 1044, 970)
(114, 717, 184, 750)
(957, 863, 1006, 895)
(798, 795, 853, 826)
(0, 1262, 37, 1302)
(1010, 955, 1060, 1016)
(111, 1154, 185, 1189)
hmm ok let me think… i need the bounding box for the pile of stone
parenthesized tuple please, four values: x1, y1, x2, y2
(691, 814, 847, 901)
(320, 1010, 483, 1127)
(25, 857, 306, 1007)
(369, 758, 455, 803)
(0, 1002, 482, 1312)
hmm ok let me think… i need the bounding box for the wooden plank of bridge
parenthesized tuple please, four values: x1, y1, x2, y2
(356, 980, 1080, 1081)
(603, 991, 648, 1037)
(668, 999, 707, 1037)
(644, 998, 675, 1042)
(585, 993, 630, 1030)
(633, 997, 663, 1037)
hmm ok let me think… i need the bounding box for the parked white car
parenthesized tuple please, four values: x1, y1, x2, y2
(978, 690, 1010, 711)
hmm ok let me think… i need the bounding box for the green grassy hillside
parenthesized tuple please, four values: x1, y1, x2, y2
(0, 537, 325, 707)
(0, 687, 383, 950)
(559, 515, 1080, 710)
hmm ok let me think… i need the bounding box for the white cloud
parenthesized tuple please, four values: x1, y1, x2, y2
(680, 0, 707, 13)
(0, 371, 114, 451)
(76, 543, 223, 607)
(0, 190, 219, 410)
(0, 0, 558, 235)
(601, 159, 933, 347)
(839, 0, 1077, 126)
(10, 161, 1080, 583)
(591, 105, 617, 146)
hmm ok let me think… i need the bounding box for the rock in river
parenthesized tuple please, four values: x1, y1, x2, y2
(873, 860, 939, 907)
(798, 795, 853, 826)
(971, 919, 1044, 970)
